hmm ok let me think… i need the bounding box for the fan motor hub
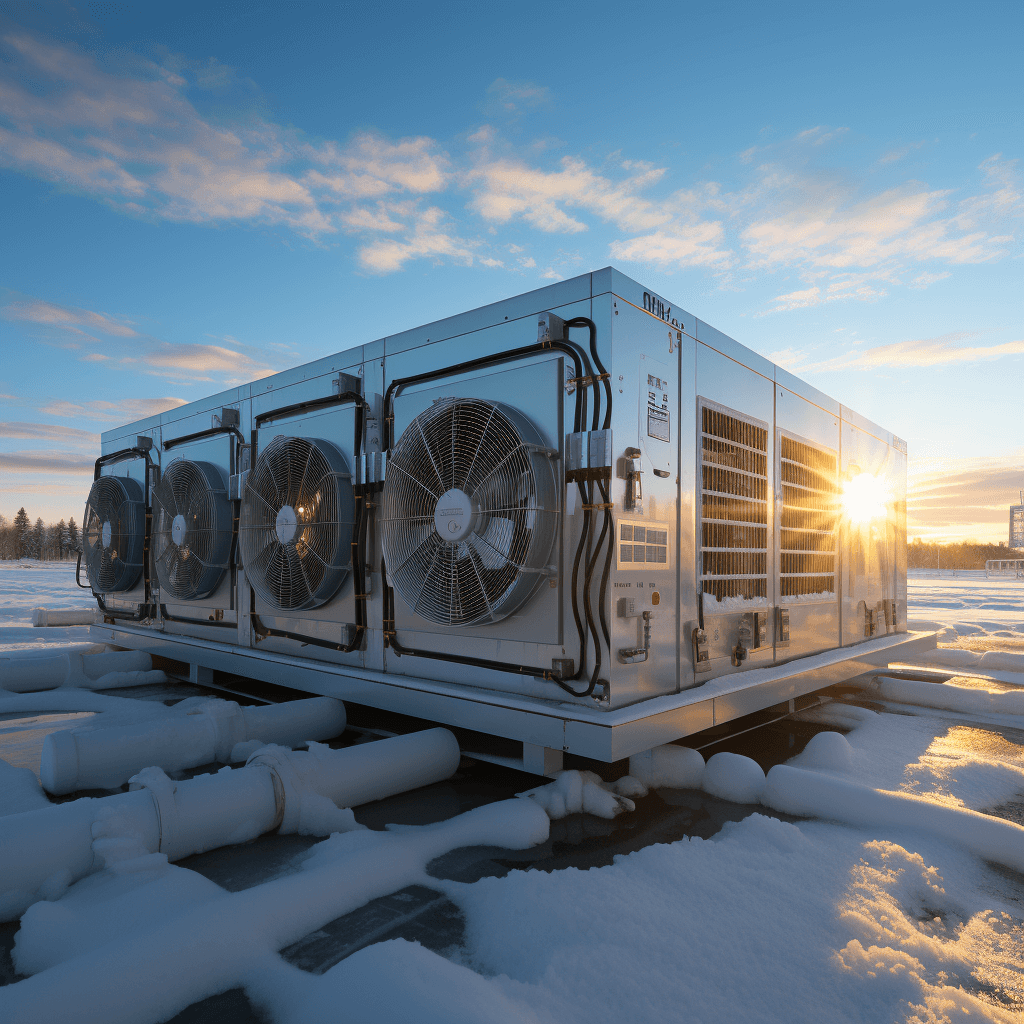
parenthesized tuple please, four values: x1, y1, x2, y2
(434, 488, 475, 543)
(171, 514, 187, 546)
(276, 504, 299, 545)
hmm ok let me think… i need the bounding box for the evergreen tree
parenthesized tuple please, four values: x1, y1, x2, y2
(13, 508, 30, 559)
(29, 517, 45, 560)
(68, 517, 80, 553)
(58, 519, 69, 559)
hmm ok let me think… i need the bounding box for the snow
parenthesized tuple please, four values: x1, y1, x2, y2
(2, 799, 551, 1024)
(1, 561, 1023, 1021)
(702, 750, 766, 803)
(628, 742, 704, 789)
(519, 770, 635, 820)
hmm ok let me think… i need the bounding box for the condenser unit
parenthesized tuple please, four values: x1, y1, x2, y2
(87, 268, 931, 773)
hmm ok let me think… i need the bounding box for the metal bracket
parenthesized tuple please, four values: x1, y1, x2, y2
(776, 606, 790, 647)
(619, 611, 652, 664)
(691, 626, 710, 668)
(333, 372, 362, 396)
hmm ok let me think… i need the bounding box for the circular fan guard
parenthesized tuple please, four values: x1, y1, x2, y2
(380, 397, 558, 626)
(152, 460, 233, 601)
(83, 476, 146, 593)
(239, 435, 354, 610)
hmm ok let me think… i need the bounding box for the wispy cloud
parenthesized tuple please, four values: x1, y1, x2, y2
(0, 421, 98, 444)
(357, 206, 476, 273)
(39, 397, 187, 423)
(484, 78, 551, 115)
(0, 450, 95, 474)
(4, 290, 279, 384)
(794, 332, 1024, 372)
(3, 297, 138, 336)
(1, 30, 1020, 296)
(908, 453, 1024, 540)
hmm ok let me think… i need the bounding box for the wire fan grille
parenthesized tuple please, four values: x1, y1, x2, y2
(239, 435, 354, 610)
(83, 476, 146, 593)
(780, 435, 838, 597)
(381, 397, 558, 626)
(152, 460, 233, 601)
(699, 404, 768, 602)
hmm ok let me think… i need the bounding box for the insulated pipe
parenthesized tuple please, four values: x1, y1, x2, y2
(0, 728, 461, 922)
(41, 696, 348, 794)
(0, 649, 160, 693)
(31, 608, 100, 627)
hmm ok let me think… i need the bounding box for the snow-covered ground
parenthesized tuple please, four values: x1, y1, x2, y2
(0, 560, 98, 652)
(1, 561, 1023, 1022)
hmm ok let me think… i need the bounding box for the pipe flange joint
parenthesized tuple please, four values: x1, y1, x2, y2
(128, 765, 179, 858)
(246, 744, 305, 834)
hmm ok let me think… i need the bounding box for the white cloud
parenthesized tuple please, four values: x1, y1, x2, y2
(0, 421, 98, 444)
(466, 154, 669, 235)
(0, 450, 95, 474)
(3, 297, 138, 336)
(609, 223, 733, 270)
(484, 79, 551, 115)
(799, 332, 1024, 372)
(39, 397, 187, 423)
(0, 35, 445, 241)
(357, 207, 476, 273)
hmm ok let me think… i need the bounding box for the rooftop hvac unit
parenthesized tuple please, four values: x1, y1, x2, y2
(238, 434, 355, 610)
(89, 267, 924, 769)
(151, 460, 233, 601)
(381, 397, 558, 626)
(83, 476, 146, 593)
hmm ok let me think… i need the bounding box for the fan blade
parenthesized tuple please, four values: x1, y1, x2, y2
(459, 404, 498, 491)
(386, 460, 442, 502)
(413, 417, 448, 495)
(461, 539, 495, 621)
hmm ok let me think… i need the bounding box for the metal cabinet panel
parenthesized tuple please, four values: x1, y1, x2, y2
(774, 387, 840, 660)
(693, 345, 775, 679)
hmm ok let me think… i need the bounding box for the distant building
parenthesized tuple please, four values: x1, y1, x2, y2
(1012, 492, 1024, 549)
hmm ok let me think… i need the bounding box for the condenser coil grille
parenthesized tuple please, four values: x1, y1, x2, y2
(699, 404, 768, 602)
(380, 397, 558, 627)
(779, 435, 837, 598)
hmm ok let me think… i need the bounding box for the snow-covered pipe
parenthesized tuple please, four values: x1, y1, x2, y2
(41, 696, 348, 794)
(0, 649, 163, 693)
(31, 608, 99, 627)
(0, 728, 461, 921)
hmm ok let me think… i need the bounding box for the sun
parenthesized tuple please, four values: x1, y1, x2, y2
(841, 473, 889, 524)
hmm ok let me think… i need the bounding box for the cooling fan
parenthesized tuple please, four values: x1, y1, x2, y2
(152, 460, 233, 601)
(380, 397, 558, 626)
(239, 435, 355, 610)
(83, 476, 146, 593)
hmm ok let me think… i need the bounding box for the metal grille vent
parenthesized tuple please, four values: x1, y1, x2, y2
(83, 476, 146, 593)
(239, 435, 354, 610)
(152, 460, 233, 601)
(699, 404, 767, 602)
(380, 397, 558, 627)
(780, 435, 837, 597)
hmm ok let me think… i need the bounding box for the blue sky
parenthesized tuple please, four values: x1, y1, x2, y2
(1, 0, 1021, 543)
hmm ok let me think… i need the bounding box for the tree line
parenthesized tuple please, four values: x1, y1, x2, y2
(908, 538, 1019, 570)
(0, 508, 80, 561)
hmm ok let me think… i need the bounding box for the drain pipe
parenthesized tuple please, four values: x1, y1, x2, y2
(41, 696, 348, 795)
(0, 728, 461, 922)
(0, 649, 164, 693)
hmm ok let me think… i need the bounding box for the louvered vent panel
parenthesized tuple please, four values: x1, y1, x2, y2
(780, 435, 837, 597)
(699, 405, 768, 602)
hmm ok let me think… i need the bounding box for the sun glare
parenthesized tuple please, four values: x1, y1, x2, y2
(842, 473, 888, 524)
